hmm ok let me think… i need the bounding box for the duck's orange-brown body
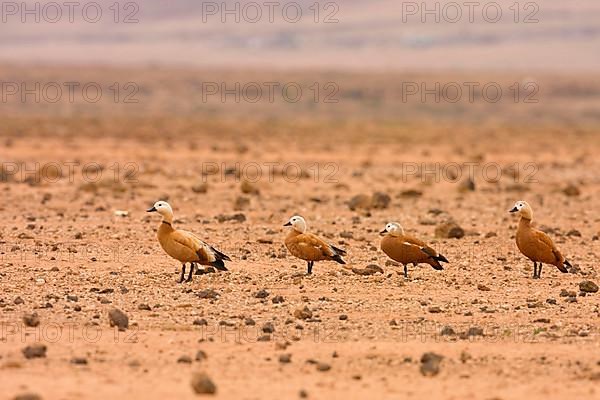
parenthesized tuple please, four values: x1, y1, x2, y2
(380, 234, 444, 270)
(515, 218, 568, 272)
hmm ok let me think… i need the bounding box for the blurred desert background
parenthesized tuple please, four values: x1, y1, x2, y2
(1, 1, 600, 399)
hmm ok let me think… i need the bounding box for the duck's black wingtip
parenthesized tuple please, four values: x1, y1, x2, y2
(332, 254, 346, 265)
(210, 259, 229, 271)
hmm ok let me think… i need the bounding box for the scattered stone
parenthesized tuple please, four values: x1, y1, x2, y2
(351, 265, 384, 276)
(254, 289, 270, 299)
(262, 322, 275, 333)
(272, 295, 285, 304)
(195, 350, 208, 361)
(348, 194, 371, 211)
(562, 184, 580, 197)
(177, 355, 192, 364)
(533, 318, 551, 324)
(192, 183, 209, 194)
(339, 314, 348, 321)
(579, 281, 599, 293)
(294, 307, 313, 320)
(400, 189, 423, 198)
(14, 296, 24, 305)
(191, 372, 217, 395)
(316, 362, 331, 372)
(22, 344, 47, 359)
(240, 180, 259, 195)
(440, 326, 455, 336)
(108, 308, 129, 331)
(138, 303, 151, 311)
(193, 318, 208, 326)
(467, 327, 484, 337)
(560, 289, 577, 297)
(566, 229, 581, 237)
(371, 192, 391, 209)
(435, 221, 465, 239)
(279, 354, 292, 364)
(420, 352, 443, 376)
(198, 289, 220, 300)
(71, 357, 88, 365)
(215, 213, 246, 223)
(459, 177, 475, 192)
(14, 394, 42, 400)
(245, 318, 256, 326)
(23, 312, 40, 327)
(477, 284, 491, 291)
(428, 306, 442, 313)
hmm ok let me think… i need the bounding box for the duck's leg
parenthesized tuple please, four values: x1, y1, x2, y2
(186, 263, 195, 282)
(404, 264, 408, 278)
(179, 263, 187, 283)
(307, 261, 313, 275)
(538, 263, 543, 279)
(532, 262, 538, 279)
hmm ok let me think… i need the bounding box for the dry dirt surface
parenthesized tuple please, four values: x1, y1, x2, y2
(1, 69, 600, 400)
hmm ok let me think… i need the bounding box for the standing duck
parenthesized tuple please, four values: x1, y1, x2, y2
(509, 201, 570, 279)
(380, 222, 448, 278)
(147, 201, 230, 283)
(284, 216, 346, 274)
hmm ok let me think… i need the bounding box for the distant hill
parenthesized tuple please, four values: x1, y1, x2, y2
(1, 0, 599, 71)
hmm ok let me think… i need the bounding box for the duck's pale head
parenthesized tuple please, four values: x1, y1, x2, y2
(147, 201, 174, 222)
(509, 200, 533, 220)
(380, 222, 404, 236)
(284, 215, 307, 233)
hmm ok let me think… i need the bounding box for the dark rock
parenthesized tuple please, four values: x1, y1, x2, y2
(23, 312, 40, 327)
(254, 289, 270, 299)
(262, 322, 275, 333)
(191, 372, 217, 394)
(198, 289, 220, 300)
(467, 327, 484, 337)
(440, 326, 455, 336)
(71, 357, 88, 365)
(435, 221, 465, 239)
(108, 308, 129, 331)
(348, 194, 371, 211)
(351, 264, 384, 276)
(294, 307, 313, 320)
(579, 281, 598, 293)
(195, 350, 208, 361)
(420, 352, 443, 376)
(339, 314, 348, 321)
(14, 394, 42, 400)
(316, 362, 331, 372)
(279, 353, 292, 363)
(193, 318, 208, 326)
(371, 192, 391, 209)
(563, 184, 580, 196)
(22, 344, 47, 359)
(272, 295, 285, 304)
(177, 355, 192, 364)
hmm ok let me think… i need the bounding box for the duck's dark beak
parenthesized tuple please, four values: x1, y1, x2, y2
(283, 222, 292, 226)
(147, 206, 157, 213)
(509, 207, 518, 213)
(380, 229, 387, 236)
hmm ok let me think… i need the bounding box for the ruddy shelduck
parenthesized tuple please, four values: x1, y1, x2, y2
(509, 201, 571, 279)
(284, 216, 346, 274)
(147, 201, 230, 283)
(380, 222, 448, 277)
